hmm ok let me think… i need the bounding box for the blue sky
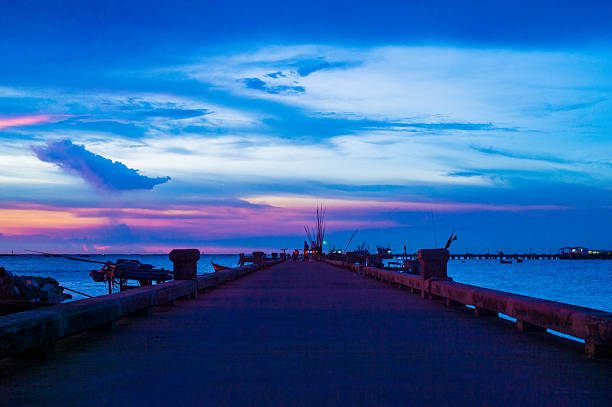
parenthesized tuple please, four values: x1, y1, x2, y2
(0, 1, 611, 253)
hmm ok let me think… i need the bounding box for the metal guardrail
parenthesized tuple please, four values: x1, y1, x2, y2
(322, 258, 612, 358)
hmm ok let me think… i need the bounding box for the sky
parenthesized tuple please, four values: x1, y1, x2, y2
(0, 1, 611, 254)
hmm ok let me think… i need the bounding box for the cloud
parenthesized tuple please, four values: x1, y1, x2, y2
(296, 60, 332, 76)
(243, 194, 568, 213)
(544, 98, 607, 113)
(294, 59, 350, 77)
(31, 139, 170, 191)
(129, 108, 208, 119)
(0, 88, 264, 140)
(0, 114, 68, 130)
(266, 71, 286, 78)
(243, 77, 305, 94)
(395, 122, 516, 132)
(471, 145, 577, 165)
(448, 171, 482, 178)
(244, 77, 267, 90)
(183, 45, 612, 132)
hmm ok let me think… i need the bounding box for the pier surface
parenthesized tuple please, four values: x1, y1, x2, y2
(1, 261, 610, 406)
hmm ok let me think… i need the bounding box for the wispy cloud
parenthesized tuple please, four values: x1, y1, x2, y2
(471, 145, 572, 164)
(31, 139, 170, 191)
(243, 195, 568, 213)
(471, 145, 612, 168)
(243, 77, 305, 94)
(543, 97, 607, 113)
(448, 171, 482, 178)
(181, 45, 612, 129)
(0, 114, 68, 130)
(0, 88, 264, 138)
(294, 59, 351, 77)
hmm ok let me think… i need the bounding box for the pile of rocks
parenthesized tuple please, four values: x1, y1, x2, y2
(0, 267, 71, 303)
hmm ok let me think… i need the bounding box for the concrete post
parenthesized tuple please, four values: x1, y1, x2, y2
(585, 322, 611, 358)
(417, 248, 450, 299)
(169, 249, 200, 298)
(252, 251, 265, 266)
(417, 248, 450, 279)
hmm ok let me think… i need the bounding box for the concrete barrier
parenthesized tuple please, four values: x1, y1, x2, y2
(321, 257, 612, 358)
(0, 257, 283, 360)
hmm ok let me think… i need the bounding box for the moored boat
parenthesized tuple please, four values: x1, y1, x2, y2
(211, 262, 234, 272)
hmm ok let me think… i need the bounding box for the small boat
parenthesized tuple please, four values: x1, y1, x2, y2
(500, 259, 512, 264)
(516, 258, 524, 263)
(211, 262, 234, 272)
(25, 250, 173, 294)
(90, 259, 173, 285)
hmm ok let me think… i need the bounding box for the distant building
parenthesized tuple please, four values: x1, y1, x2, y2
(559, 246, 611, 259)
(560, 246, 589, 256)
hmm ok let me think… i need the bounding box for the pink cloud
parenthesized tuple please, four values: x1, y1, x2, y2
(0, 196, 576, 254)
(0, 197, 568, 239)
(0, 114, 68, 129)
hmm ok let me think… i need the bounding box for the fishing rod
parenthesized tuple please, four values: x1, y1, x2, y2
(26, 250, 173, 296)
(60, 286, 93, 298)
(304, 225, 314, 245)
(343, 229, 359, 254)
(25, 250, 111, 265)
(444, 232, 458, 249)
(430, 208, 438, 248)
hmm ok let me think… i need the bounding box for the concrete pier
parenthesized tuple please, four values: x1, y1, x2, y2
(1, 260, 610, 406)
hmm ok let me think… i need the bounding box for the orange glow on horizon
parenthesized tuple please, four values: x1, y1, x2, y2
(0, 195, 567, 241)
(0, 209, 107, 234)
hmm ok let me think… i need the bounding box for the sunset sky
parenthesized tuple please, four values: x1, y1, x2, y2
(1, 1, 611, 253)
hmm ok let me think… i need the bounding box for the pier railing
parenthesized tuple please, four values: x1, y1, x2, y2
(322, 254, 612, 358)
(0, 251, 282, 360)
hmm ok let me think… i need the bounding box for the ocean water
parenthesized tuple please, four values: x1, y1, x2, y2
(1, 255, 610, 312)
(447, 259, 612, 312)
(0, 254, 239, 300)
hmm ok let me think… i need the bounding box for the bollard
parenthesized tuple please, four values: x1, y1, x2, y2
(417, 248, 450, 299)
(252, 251, 265, 266)
(169, 249, 200, 298)
(585, 322, 612, 359)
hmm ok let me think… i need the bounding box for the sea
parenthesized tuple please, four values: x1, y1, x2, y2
(0, 254, 239, 300)
(1, 255, 611, 312)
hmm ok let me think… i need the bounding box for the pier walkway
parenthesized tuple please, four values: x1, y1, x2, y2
(1, 261, 610, 406)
